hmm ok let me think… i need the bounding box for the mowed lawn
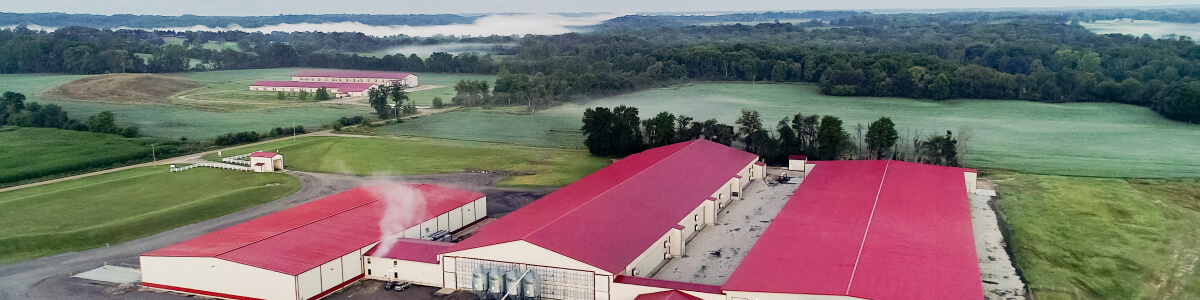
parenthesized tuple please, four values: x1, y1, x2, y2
(992, 171, 1200, 299)
(205, 136, 610, 187)
(378, 83, 1200, 178)
(0, 127, 151, 186)
(0, 167, 300, 263)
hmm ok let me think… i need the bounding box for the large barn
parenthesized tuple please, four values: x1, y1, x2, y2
(140, 184, 486, 300)
(248, 81, 374, 97)
(139, 139, 983, 300)
(293, 70, 419, 88)
(360, 140, 982, 300)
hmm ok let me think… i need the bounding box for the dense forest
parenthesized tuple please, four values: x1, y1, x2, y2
(1, 10, 1200, 123)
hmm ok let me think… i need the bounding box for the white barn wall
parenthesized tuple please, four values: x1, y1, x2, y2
(440, 241, 609, 275)
(364, 257, 443, 286)
(624, 231, 672, 277)
(141, 256, 296, 300)
(298, 268, 321, 300)
(320, 260, 342, 291)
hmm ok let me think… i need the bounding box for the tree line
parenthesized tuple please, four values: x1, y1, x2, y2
(581, 106, 963, 167)
(0, 91, 138, 137)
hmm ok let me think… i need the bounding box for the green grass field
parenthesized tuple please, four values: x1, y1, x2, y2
(401, 73, 499, 106)
(992, 171, 1200, 299)
(0, 167, 300, 263)
(0, 71, 373, 138)
(0, 127, 154, 185)
(204, 136, 610, 187)
(376, 83, 1200, 178)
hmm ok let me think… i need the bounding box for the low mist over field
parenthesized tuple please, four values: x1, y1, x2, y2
(117, 13, 615, 37)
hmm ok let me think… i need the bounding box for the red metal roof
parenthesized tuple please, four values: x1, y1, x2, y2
(444, 139, 758, 274)
(788, 155, 807, 160)
(250, 151, 278, 158)
(294, 69, 414, 80)
(633, 290, 705, 300)
(143, 184, 484, 275)
(254, 163, 265, 166)
(754, 161, 765, 166)
(615, 276, 723, 294)
(722, 160, 982, 299)
(365, 238, 453, 264)
(250, 81, 374, 93)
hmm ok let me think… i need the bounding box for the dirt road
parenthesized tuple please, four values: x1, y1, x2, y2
(0, 171, 551, 300)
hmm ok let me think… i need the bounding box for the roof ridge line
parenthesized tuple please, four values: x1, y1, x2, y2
(520, 140, 701, 245)
(845, 160, 890, 295)
(213, 194, 389, 258)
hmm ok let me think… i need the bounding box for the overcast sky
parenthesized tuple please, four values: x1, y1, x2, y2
(3, 0, 1199, 16)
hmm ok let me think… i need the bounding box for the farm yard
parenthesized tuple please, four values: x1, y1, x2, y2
(205, 135, 611, 187)
(0, 166, 300, 264)
(378, 82, 1200, 178)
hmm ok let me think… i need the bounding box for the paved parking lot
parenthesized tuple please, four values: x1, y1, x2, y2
(651, 168, 802, 285)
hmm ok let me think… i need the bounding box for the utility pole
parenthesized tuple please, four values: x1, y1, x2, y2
(293, 121, 296, 144)
(151, 144, 156, 167)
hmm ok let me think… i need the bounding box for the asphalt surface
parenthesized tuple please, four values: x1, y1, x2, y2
(0, 171, 550, 300)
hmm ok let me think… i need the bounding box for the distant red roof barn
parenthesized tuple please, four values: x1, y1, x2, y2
(250, 151, 278, 158)
(294, 69, 414, 80)
(250, 81, 374, 93)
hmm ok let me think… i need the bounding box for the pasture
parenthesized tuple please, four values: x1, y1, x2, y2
(0, 127, 152, 186)
(0, 167, 301, 263)
(377, 83, 1200, 178)
(204, 136, 610, 187)
(992, 171, 1200, 299)
(0, 71, 372, 138)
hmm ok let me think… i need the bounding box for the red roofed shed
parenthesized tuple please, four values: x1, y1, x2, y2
(141, 184, 485, 300)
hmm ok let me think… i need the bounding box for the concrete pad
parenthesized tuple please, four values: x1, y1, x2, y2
(72, 265, 141, 284)
(651, 168, 800, 285)
(970, 192, 1026, 299)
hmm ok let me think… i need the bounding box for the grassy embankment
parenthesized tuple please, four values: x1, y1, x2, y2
(204, 136, 610, 188)
(991, 171, 1200, 299)
(0, 167, 300, 263)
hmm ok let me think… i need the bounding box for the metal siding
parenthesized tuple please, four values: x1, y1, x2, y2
(449, 207, 464, 232)
(297, 268, 321, 300)
(341, 251, 362, 280)
(438, 214, 449, 233)
(320, 260, 341, 291)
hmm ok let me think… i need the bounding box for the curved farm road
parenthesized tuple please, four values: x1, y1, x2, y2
(0, 171, 549, 300)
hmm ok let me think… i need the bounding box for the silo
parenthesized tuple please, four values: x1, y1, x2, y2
(488, 268, 506, 298)
(472, 266, 489, 295)
(505, 270, 522, 299)
(522, 272, 540, 300)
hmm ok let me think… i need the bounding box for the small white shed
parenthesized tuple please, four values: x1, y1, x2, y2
(250, 152, 283, 172)
(788, 155, 808, 171)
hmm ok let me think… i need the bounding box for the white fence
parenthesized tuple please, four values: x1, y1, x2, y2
(171, 162, 251, 172)
(221, 153, 252, 165)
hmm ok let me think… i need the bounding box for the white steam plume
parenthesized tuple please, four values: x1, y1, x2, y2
(366, 183, 427, 257)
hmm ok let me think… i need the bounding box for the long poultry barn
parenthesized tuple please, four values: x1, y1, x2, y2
(140, 184, 486, 300)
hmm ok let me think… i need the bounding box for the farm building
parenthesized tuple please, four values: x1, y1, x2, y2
(249, 151, 283, 172)
(139, 139, 983, 300)
(248, 81, 374, 97)
(140, 184, 486, 300)
(293, 69, 419, 88)
(361, 140, 981, 300)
